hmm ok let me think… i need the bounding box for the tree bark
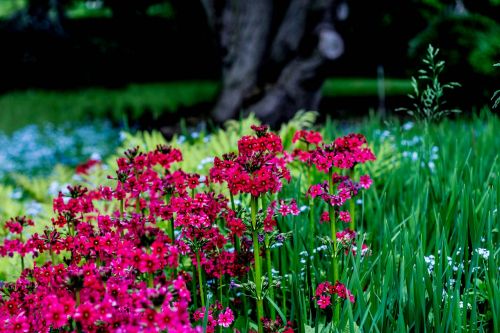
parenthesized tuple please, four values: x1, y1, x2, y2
(201, 0, 347, 126)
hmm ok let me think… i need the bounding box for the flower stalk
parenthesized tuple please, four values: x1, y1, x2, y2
(251, 196, 264, 333)
(328, 168, 340, 323)
(196, 250, 206, 308)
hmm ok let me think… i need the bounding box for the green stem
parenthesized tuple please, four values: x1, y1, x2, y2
(309, 198, 316, 250)
(349, 168, 356, 230)
(120, 199, 125, 238)
(169, 218, 175, 243)
(265, 234, 276, 320)
(219, 274, 224, 333)
(19, 233, 25, 272)
(120, 199, 124, 217)
(192, 265, 198, 309)
(136, 196, 141, 214)
(251, 196, 264, 333)
(349, 197, 355, 231)
(50, 247, 56, 265)
(147, 273, 154, 289)
(328, 168, 340, 323)
(230, 192, 236, 211)
(219, 275, 224, 306)
(196, 251, 206, 308)
(75, 290, 80, 307)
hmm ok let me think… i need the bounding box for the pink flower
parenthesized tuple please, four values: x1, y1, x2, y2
(339, 211, 351, 223)
(359, 175, 373, 189)
(307, 184, 324, 198)
(218, 308, 234, 327)
(317, 295, 331, 309)
(46, 303, 68, 329)
(9, 315, 30, 333)
(320, 212, 330, 223)
(75, 302, 97, 327)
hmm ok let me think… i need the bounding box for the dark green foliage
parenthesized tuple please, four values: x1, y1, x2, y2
(493, 63, 500, 108)
(410, 13, 500, 78)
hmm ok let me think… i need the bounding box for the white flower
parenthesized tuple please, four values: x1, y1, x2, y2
(424, 255, 435, 273)
(475, 248, 490, 260)
(402, 122, 414, 131)
(25, 201, 43, 216)
(10, 188, 23, 199)
(90, 152, 102, 161)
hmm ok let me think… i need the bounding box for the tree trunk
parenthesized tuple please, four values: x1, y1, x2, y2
(201, 0, 347, 126)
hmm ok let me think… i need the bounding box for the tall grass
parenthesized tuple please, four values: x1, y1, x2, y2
(278, 111, 499, 332)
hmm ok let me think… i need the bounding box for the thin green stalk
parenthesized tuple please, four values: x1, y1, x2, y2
(219, 275, 224, 306)
(265, 234, 276, 320)
(192, 265, 198, 309)
(19, 233, 25, 272)
(349, 169, 356, 230)
(251, 196, 264, 333)
(120, 198, 125, 238)
(120, 199, 124, 217)
(165, 194, 175, 243)
(196, 251, 206, 308)
(219, 275, 224, 333)
(328, 168, 340, 323)
(147, 272, 154, 289)
(136, 196, 141, 214)
(169, 218, 175, 243)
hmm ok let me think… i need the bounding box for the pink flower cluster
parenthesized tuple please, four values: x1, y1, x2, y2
(210, 125, 290, 197)
(315, 281, 355, 309)
(0, 126, 376, 332)
(0, 145, 223, 333)
(193, 303, 235, 332)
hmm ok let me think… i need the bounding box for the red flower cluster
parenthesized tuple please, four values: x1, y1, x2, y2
(193, 303, 235, 332)
(292, 130, 323, 146)
(336, 229, 370, 256)
(248, 317, 294, 333)
(310, 133, 376, 172)
(306, 173, 372, 209)
(0, 145, 202, 333)
(210, 125, 290, 197)
(0, 126, 376, 332)
(315, 281, 355, 308)
(75, 159, 101, 175)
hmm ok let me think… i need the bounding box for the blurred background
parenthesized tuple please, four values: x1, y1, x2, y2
(0, 0, 498, 161)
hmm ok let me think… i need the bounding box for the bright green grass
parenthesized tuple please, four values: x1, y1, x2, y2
(322, 77, 412, 97)
(0, 81, 220, 133)
(0, 78, 410, 133)
(0, 110, 497, 331)
(0, 0, 25, 18)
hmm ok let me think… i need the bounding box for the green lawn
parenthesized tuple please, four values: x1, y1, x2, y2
(0, 78, 411, 133)
(0, 81, 220, 133)
(322, 77, 412, 97)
